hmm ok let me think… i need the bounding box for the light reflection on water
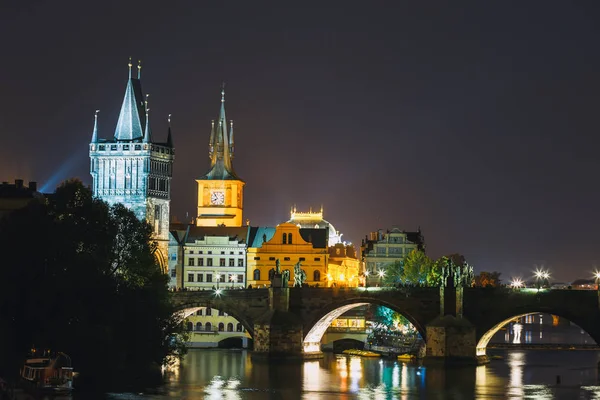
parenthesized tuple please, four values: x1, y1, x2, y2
(98, 349, 600, 399)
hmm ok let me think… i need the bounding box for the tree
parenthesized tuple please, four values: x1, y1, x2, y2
(382, 260, 404, 286)
(0, 180, 187, 389)
(474, 271, 502, 287)
(402, 249, 432, 286)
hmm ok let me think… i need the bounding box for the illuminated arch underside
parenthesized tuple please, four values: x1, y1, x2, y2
(303, 303, 368, 353)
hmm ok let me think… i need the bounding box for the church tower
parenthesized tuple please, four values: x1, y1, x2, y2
(195, 87, 245, 227)
(89, 60, 174, 270)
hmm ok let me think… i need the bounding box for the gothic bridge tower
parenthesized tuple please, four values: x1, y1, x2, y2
(195, 87, 245, 227)
(89, 60, 174, 270)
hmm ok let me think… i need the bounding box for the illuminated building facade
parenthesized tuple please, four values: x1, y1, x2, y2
(361, 228, 425, 286)
(168, 225, 248, 290)
(245, 223, 329, 287)
(195, 89, 245, 227)
(327, 243, 361, 287)
(89, 62, 174, 269)
(183, 307, 251, 348)
(288, 207, 344, 245)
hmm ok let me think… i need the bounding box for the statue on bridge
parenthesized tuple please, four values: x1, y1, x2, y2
(293, 261, 306, 287)
(275, 258, 281, 274)
(282, 269, 290, 288)
(440, 257, 474, 288)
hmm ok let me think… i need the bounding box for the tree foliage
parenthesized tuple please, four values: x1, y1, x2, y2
(382, 260, 404, 286)
(0, 180, 187, 389)
(474, 271, 502, 287)
(401, 249, 433, 285)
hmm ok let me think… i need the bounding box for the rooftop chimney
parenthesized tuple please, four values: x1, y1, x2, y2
(15, 179, 23, 189)
(29, 181, 37, 192)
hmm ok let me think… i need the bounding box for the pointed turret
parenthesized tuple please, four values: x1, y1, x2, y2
(166, 114, 174, 147)
(143, 94, 151, 143)
(91, 110, 100, 143)
(229, 120, 234, 159)
(200, 86, 239, 180)
(114, 58, 146, 142)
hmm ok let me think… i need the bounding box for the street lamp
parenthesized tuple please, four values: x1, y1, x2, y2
(534, 267, 549, 290)
(230, 273, 235, 289)
(510, 278, 523, 290)
(378, 270, 385, 287)
(364, 270, 370, 288)
(215, 271, 220, 289)
(593, 270, 600, 308)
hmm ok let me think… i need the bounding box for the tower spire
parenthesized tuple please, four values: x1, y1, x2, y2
(166, 114, 174, 147)
(137, 59, 142, 79)
(114, 57, 145, 141)
(229, 120, 234, 159)
(91, 110, 100, 143)
(143, 94, 151, 143)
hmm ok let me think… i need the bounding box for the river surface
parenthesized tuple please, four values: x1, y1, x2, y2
(99, 348, 600, 399)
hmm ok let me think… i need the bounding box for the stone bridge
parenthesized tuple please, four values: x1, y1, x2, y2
(171, 287, 600, 364)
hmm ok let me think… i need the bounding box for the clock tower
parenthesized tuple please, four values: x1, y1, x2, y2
(195, 88, 245, 227)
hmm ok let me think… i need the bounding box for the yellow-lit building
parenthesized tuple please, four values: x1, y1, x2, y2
(184, 307, 251, 348)
(195, 88, 245, 227)
(246, 223, 329, 287)
(327, 243, 362, 287)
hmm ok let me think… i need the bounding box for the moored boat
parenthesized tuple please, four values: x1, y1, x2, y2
(20, 351, 73, 393)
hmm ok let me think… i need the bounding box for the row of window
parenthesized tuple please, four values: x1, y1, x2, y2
(252, 269, 321, 281)
(195, 308, 225, 316)
(253, 256, 320, 261)
(187, 273, 244, 283)
(188, 258, 244, 267)
(186, 321, 244, 332)
(188, 250, 244, 255)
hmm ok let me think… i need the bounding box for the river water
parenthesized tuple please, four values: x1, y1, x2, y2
(100, 348, 600, 399)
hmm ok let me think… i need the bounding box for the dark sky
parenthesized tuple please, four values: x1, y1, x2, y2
(1, 1, 600, 281)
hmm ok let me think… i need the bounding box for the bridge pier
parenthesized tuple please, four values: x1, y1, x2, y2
(251, 288, 318, 360)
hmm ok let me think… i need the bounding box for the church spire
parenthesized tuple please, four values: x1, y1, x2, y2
(166, 114, 174, 147)
(114, 58, 146, 142)
(229, 120, 234, 159)
(91, 110, 100, 143)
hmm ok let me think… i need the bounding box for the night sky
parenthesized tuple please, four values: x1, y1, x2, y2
(2, 1, 600, 281)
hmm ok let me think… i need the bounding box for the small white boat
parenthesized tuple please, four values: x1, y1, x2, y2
(20, 351, 73, 393)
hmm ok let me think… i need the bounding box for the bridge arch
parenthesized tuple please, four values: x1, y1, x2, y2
(475, 307, 600, 357)
(302, 297, 427, 353)
(174, 301, 255, 338)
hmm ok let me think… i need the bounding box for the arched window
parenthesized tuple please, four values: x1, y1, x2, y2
(268, 268, 275, 280)
(236, 323, 243, 332)
(206, 308, 212, 316)
(186, 321, 193, 331)
(314, 270, 321, 282)
(282, 233, 287, 244)
(227, 323, 234, 332)
(218, 323, 225, 332)
(205, 322, 212, 332)
(196, 309, 202, 316)
(288, 233, 293, 244)
(195, 322, 203, 331)
(254, 269, 261, 281)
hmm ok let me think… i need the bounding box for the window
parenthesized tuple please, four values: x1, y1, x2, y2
(198, 258, 204, 266)
(205, 322, 212, 331)
(288, 233, 293, 244)
(197, 273, 203, 282)
(299, 257, 305, 261)
(282, 233, 287, 244)
(196, 309, 202, 316)
(208, 251, 212, 254)
(188, 258, 195, 266)
(229, 259, 235, 267)
(190, 250, 194, 254)
(170, 253, 177, 261)
(239, 251, 243, 255)
(227, 323, 234, 332)
(236, 323, 243, 332)
(314, 257, 321, 261)
(284, 257, 290, 261)
(253, 269, 261, 281)
(230, 251, 234, 255)
(221, 251, 225, 255)
(135, 145, 141, 150)
(206, 308, 212, 316)
(154, 205, 161, 234)
(219, 274, 225, 283)
(237, 274, 244, 283)
(268, 268, 275, 280)
(187, 273, 194, 282)
(238, 259, 244, 267)
(199, 251, 203, 254)
(220, 258, 226, 266)
(206, 273, 213, 283)
(186, 322, 193, 331)
(314, 270, 321, 281)
(254, 257, 260, 260)
(207, 259, 213, 267)
(170, 269, 176, 278)
(218, 323, 224, 332)
(195, 322, 202, 331)
(219, 310, 225, 316)
(269, 257, 276, 261)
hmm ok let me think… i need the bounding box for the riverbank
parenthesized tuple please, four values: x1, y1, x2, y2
(488, 343, 599, 350)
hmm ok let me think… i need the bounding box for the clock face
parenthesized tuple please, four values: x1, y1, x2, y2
(211, 191, 225, 205)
